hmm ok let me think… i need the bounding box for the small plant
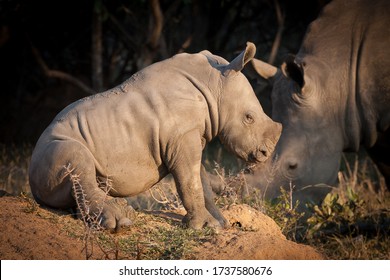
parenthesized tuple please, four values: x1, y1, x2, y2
(64, 163, 115, 259)
(21, 192, 40, 213)
(305, 154, 389, 242)
(305, 188, 365, 239)
(301, 155, 390, 259)
(263, 183, 305, 240)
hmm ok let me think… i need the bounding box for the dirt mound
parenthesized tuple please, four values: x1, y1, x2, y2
(0, 196, 323, 260)
(192, 204, 322, 259)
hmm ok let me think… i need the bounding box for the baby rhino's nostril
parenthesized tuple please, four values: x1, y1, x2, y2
(259, 147, 268, 158)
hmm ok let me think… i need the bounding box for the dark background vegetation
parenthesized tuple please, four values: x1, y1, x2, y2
(0, 0, 330, 144)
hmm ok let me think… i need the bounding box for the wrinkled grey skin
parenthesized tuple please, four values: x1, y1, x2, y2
(29, 42, 281, 230)
(248, 0, 390, 203)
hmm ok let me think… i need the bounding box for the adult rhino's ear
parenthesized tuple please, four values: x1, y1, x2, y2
(223, 42, 256, 75)
(247, 58, 279, 81)
(281, 54, 304, 88)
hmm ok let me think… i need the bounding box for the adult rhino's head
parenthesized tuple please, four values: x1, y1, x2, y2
(205, 42, 282, 165)
(247, 56, 343, 202)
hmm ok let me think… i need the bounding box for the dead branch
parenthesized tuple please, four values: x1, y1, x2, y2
(148, 0, 164, 50)
(268, 0, 284, 65)
(178, 35, 193, 53)
(31, 46, 95, 95)
(136, 0, 165, 69)
(107, 13, 137, 52)
(65, 163, 117, 259)
(92, 3, 104, 91)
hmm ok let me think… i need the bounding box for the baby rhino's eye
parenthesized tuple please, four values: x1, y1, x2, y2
(244, 113, 254, 124)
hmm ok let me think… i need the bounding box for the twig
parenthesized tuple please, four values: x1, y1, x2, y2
(92, 2, 104, 91)
(289, 181, 294, 210)
(65, 163, 117, 259)
(31, 45, 95, 95)
(64, 163, 90, 226)
(268, 0, 284, 65)
(107, 13, 137, 52)
(148, 0, 164, 50)
(178, 35, 193, 53)
(149, 183, 182, 210)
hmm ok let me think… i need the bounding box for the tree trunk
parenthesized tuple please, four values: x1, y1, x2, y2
(92, 0, 103, 92)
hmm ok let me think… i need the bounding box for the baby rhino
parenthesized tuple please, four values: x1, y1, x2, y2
(29, 42, 281, 230)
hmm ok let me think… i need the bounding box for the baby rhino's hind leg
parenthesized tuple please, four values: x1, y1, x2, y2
(29, 140, 134, 230)
(29, 140, 95, 209)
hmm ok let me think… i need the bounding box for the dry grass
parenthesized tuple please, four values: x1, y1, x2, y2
(0, 144, 32, 196)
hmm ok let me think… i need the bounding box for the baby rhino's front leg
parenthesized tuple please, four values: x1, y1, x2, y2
(179, 178, 223, 229)
(175, 171, 223, 229)
(169, 134, 226, 229)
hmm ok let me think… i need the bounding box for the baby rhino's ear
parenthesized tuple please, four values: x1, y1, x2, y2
(224, 42, 256, 75)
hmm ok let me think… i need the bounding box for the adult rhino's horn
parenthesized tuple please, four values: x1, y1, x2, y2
(224, 42, 256, 74)
(249, 58, 279, 80)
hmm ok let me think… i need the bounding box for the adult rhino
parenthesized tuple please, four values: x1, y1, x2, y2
(29, 42, 281, 230)
(248, 0, 390, 202)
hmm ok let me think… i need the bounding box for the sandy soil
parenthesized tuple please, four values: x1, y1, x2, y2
(0, 196, 323, 260)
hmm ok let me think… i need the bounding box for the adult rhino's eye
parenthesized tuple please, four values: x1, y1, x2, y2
(244, 113, 254, 124)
